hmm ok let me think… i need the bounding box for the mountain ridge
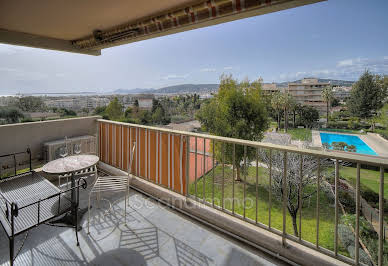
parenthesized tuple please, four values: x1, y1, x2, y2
(112, 79, 355, 94)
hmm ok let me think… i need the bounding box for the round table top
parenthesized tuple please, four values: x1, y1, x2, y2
(43, 155, 99, 174)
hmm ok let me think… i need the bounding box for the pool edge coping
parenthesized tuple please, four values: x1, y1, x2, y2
(316, 130, 380, 157)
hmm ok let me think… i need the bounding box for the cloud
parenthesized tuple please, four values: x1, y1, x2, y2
(0, 44, 34, 55)
(0, 67, 18, 73)
(295, 71, 307, 76)
(336, 57, 388, 74)
(0, 67, 48, 81)
(200, 68, 216, 72)
(223, 66, 233, 70)
(161, 74, 189, 80)
(337, 59, 356, 67)
(277, 57, 388, 82)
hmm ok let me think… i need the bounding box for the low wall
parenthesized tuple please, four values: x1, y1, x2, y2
(0, 116, 100, 160)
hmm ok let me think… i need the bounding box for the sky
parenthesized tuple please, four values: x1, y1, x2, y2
(0, 0, 387, 94)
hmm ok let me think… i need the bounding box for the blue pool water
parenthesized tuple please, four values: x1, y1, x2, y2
(320, 133, 378, 156)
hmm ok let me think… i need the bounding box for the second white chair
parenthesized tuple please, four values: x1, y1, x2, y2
(87, 142, 136, 234)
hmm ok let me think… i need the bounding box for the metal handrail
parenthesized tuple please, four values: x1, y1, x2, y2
(98, 119, 386, 266)
(97, 119, 388, 168)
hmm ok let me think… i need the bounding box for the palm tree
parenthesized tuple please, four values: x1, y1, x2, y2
(290, 101, 300, 128)
(271, 92, 283, 130)
(282, 93, 294, 132)
(295, 103, 303, 126)
(321, 86, 334, 124)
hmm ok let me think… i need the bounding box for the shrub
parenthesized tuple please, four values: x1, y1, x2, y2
(339, 222, 374, 265)
(338, 224, 354, 248)
(362, 234, 388, 265)
(347, 246, 373, 266)
(21, 117, 34, 123)
(348, 117, 360, 129)
(339, 190, 356, 213)
(361, 189, 379, 206)
(327, 120, 369, 130)
(171, 115, 191, 123)
(321, 181, 335, 204)
(341, 214, 374, 239)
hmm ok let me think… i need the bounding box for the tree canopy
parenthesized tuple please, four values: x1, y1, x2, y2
(196, 74, 269, 179)
(347, 71, 386, 118)
(300, 105, 319, 128)
(321, 86, 334, 123)
(0, 107, 24, 124)
(17, 96, 46, 112)
(105, 97, 124, 120)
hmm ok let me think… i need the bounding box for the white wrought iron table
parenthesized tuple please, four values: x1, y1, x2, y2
(43, 154, 99, 230)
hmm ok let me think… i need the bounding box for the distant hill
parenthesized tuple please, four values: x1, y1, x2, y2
(276, 79, 355, 87)
(156, 84, 219, 94)
(111, 84, 219, 95)
(112, 88, 154, 94)
(111, 79, 355, 95)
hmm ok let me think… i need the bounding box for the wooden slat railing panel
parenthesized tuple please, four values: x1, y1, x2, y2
(99, 121, 187, 196)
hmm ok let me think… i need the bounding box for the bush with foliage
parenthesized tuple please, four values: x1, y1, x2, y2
(338, 221, 373, 266)
(338, 190, 356, 213)
(0, 107, 24, 123)
(299, 105, 319, 128)
(348, 117, 360, 130)
(59, 108, 76, 117)
(94, 106, 107, 115)
(105, 97, 123, 120)
(21, 117, 34, 123)
(341, 214, 388, 265)
(17, 96, 47, 112)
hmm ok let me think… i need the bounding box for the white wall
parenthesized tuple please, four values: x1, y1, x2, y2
(0, 116, 100, 160)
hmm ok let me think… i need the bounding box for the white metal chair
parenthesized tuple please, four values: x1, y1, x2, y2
(87, 142, 136, 234)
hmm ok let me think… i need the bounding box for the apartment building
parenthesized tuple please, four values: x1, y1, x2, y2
(45, 97, 110, 110)
(287, 78, 330, 113)
(333, 86, 352, 102)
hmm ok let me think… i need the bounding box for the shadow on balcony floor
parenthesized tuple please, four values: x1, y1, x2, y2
(0, 174, 288, 266)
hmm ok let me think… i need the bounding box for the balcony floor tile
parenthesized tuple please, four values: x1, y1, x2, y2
(0, 175, 288, 266)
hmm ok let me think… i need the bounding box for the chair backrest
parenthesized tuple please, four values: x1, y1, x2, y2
(127, 142, 136, 177)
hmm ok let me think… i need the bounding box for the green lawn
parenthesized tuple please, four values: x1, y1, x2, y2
(287, 128, 312, 142)
(189, 165, 347, 255)
(339, 166, 388, 201)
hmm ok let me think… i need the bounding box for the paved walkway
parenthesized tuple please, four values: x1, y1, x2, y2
(311, 130, 321, 147)
(360, 133, 388, 157)
(0, 175, 287, 266)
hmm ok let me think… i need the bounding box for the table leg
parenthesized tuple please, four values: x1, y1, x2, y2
(47, 172, 90, 231)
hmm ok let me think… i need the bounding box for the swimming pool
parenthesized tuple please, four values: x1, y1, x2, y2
(320, 132, 378, 156)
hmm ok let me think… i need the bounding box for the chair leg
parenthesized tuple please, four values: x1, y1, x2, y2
(9, 237, 14, 266)
(88, 194, 91, 234)
(75, 205, 79, 246)
(124, 193, 127, 224)
(127, 183, 133, 206)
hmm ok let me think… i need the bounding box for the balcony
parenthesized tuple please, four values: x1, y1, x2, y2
(0, 117, 387, 266)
